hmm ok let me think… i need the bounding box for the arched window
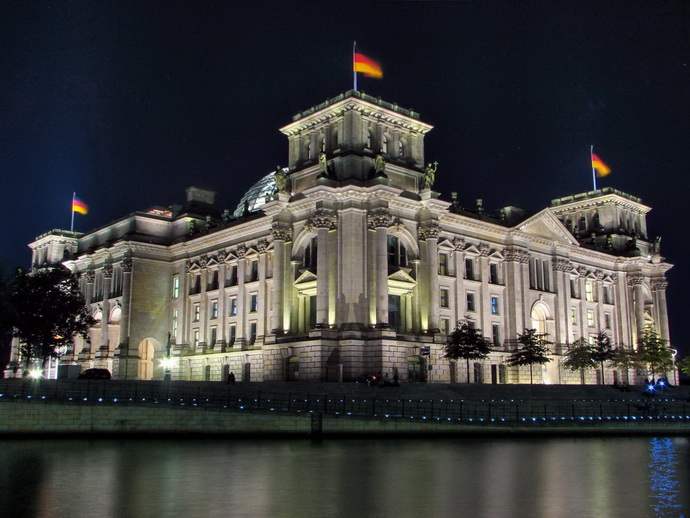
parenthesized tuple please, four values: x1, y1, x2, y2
(306, 139, 313, 159)
(304, 237, 317, 270)
(364, 128, 372, 149)
(387, 235, 407, 268)
(530, 303, 548, 334)
(382, 134, 389, 154)
(398, 139, 404, 158)
(320, 136, 326, 153)
(565, 219, 573, 232)
(578, 216, 587, 232)
(593, 213, 600, 230)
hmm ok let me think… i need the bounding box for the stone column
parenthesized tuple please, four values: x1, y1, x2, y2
(628, 274, 645, 338)
(79, 270, 95, 360)
(271, 223, 292, 334)
(453, 238, 466, 325)
(552, 259, 573, 346)
(652, 279, 670, 341)
(502, 248, 530, 343)
(113, 255, 136, 379)
(420, 221, 441, 332)
(308, 209, 337, 328)
(256, 240, 268, 345)
(235, 246, 247, 347)
(368, 209, 394, 327)
(100, 265, 113, 356)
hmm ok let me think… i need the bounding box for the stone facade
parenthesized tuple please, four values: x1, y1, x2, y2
(11, 90, 675, 385)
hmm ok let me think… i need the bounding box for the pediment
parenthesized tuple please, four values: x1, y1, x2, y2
(388, 267, 416, 284)
(294, 269, 317, 285)
(516, 209, 577, 244)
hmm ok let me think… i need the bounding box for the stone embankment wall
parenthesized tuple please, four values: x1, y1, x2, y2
(2, 400, 690, 436)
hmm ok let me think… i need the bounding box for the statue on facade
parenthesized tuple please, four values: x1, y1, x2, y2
(652, 236, 662, 254)
(373, 152, 387, 177)
(274, 166, 289, 194)
(318, 151, 329, 177)
(422, 161, 438, 190)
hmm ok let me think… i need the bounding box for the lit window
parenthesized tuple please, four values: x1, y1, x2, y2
(211, 300, 218, 319)
(439, 253, 448, 275)
(193, 330, 200, 346)
(571, 308, 577, 326)
(466, 292, 475, 312)
(193, 303, 200, 322)
(440, 318, 450, 335)
(440, 288, 450, 308)
(172, 310, 178, 339)
(250, 294, 258, 313)
(230, 297, 238, 316)
(585, 281, 594, 302)
(587, 310, 595, 328)
(491, 296, 499, 315)
(172, 276, 180, 299)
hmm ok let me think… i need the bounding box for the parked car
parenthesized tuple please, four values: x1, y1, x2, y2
(77, 368, 112, 380)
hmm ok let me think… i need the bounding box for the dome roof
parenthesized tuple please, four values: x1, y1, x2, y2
(232, 171, 277, 217)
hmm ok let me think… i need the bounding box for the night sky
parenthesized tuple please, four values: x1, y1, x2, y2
(1, 2, 688, 356)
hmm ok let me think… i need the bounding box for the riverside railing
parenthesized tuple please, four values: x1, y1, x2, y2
(1, 380, 689, 427)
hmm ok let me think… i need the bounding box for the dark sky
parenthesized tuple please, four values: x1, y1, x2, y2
(1, 1, 688, 355)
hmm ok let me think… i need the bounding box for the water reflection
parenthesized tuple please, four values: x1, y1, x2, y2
(648, 437, 686, 517)
(0, 437, 688, 517)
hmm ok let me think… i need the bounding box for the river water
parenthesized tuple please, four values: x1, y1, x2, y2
(1, 436, 688, 518)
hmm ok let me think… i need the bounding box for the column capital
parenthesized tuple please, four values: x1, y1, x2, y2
(121, 256, 132, 273)
(257, 240, 268, 254)
(503, 247, 530, 264)
(552, 258, 573, 272)
(367, 208, 394, 230)
(271, 222, 293, 241)
(627, 273, 644, 286)
(478, 243, 491, 256)
(308, 208, 337, 231)
(418, 221, 441, 240)
(236, 244, 247, 259)
(102, 264, 113, 279)
(651, 279, 668, 291)
(84, 269, 95, 283)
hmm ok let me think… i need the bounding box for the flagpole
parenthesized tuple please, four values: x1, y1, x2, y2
(353, 41, 357, 91)
(70, 192, 75, 232)
(590, 145, 597, 191)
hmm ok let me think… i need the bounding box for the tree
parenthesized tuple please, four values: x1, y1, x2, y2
(443, 321, 492, 383)
(591, 331, 616, 384)
(677, 356, 690, 377)
(562, 338, 597, 384)
(610, 346, 637, 374)
(506, 328, 552, 384)
(0, 264, 16, 377)
(11, 266, 95, 370)
(636, 326, 674, 380)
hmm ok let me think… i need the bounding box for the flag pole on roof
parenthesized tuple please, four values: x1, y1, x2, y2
(353, 43, 383, 91)
(353, 41, 357, 91)
(590, 146, 612, 191)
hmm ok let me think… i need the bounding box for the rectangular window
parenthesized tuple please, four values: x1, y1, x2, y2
(230, 297, 238, 316)
(571, 308, 577, 326)
(440, 288, 450, 308)
(172, 276, 180, 298)
(603, 285, 612, 304)
(211, 300, 218, 319)
(587, 309, 595, 328)
(585, 281, 594, 302)
(465, 258, 474, 280)
(489, 263, 499, 284)
(228, 324, 236, 346)
(210, 327, 217, 347)
(604, 313, 612, 329)
(229, 265, 238, 286)
(440, 318, 450, 335)
(250, 260, 259, 282)
(491, 296, 499, 315)
(250, 293, 258, 312)
(570, 279, 579, 298)
(492, 324, 501, 347)
(172, 310, 178, 339)
(193, 329, 200, 346)
(193, 303, 200, 322)
(439, 253, 449, 276)
(542, 261, 550, 292)
(466, 292, 475, 312)
(249, 322, 257, 345)
(467, 320, 475, 330)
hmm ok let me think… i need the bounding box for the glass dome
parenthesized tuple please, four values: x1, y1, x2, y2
(232, 171, 277, 217)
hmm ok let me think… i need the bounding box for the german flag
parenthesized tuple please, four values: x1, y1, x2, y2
(72, 197, 88, 215)
(354, 53, 383, 79)
(591, 153, 611, 177)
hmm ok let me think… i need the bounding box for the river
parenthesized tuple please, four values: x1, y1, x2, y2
(1, 436, 688, 517)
